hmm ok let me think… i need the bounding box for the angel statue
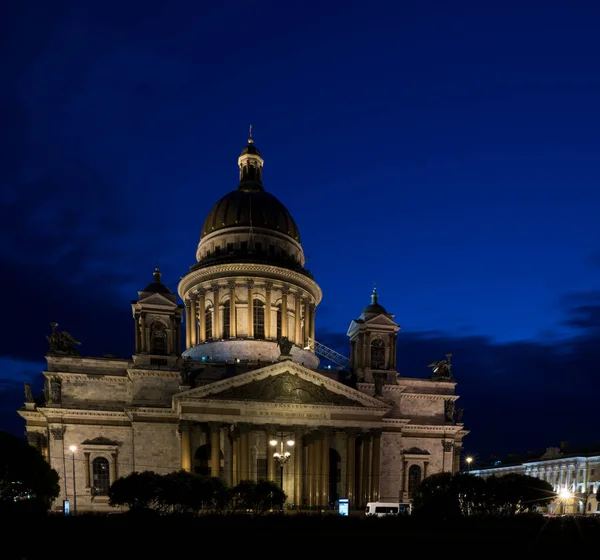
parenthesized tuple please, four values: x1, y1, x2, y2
(277, 336, 294, 357)
(46, 322, 81, 356)
(428, 353, 453, 381)
(179, 356, 193, 386)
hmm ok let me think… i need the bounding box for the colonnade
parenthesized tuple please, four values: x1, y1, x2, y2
(179, 422, 382, 509)
(134, 312, 181, 354)
(184, 282, 316, 350)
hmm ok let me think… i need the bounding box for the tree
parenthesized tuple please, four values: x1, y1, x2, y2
(486, 474, 555, 515)
(108, 471, 162, 511)
(0, 431, 59, 512)
(231, 479, 286, 513)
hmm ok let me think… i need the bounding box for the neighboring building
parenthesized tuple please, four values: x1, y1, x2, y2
(18, 134, 468, 512)
(470, 446, 600, 515)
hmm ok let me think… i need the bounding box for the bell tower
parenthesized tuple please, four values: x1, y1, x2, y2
(347, 286, 400, 389)
(131, 267, 183, 367)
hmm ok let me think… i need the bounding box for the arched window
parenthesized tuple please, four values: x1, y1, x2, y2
(222, 300, 230, 339)
(205, 306, 213, 340)
(92, 457, 110, 496)
(150, 322, 167, 354)
(253, 299, 265, 340)
(370, 338, 386, 369)
(276, 304, 282, 340)
(408, 464, 422, 499)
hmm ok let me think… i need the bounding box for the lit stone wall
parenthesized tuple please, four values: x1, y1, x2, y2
(59, 375, 131, 410)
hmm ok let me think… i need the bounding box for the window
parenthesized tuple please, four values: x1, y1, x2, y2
(255, 242, 262, 253)
(241, 241, 248, 252)
(253, 299, 265, 340)
(227, 243, 234, 253)
(269, 245, 275, 255)
(150, 322, 167, 354)
(591, 468, 595, 476)
(370, 338, 386, 369)
(205, 307, 213, 340)
(92, 457, 110, 496)
(276, 304, 282, 340)
(408, 464, 422, 499)
(222, 300, 230, 339)
(215, 245, 221, 255)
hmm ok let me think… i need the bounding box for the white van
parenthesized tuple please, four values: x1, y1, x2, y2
(365, 502, 411, 517)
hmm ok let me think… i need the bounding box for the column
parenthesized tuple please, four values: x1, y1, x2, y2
(247, 281, 254, 338)
(190, 298, 198, 346)
(140, 313, 147, 352)
(232, 428, 239, 486)
(265, 282, 272, 339)
(169, 316, 175, 354)
(370, 430, 381, 502)
(281, 287, 288, 338)
(185, 304, 191, 349)
(346, 430, 356, 507)
(224, 428, 233, 487)
(320, 430, 330, 508)
(313, 431, 322, 507)
(308, 433, 316, 508)
(84, 452, 91, 488)
(303, 300, 311, 346)
(361, 432, 371, 507)
(266, 427, 276, 482)
(294, 293, 302, 345)
(402, 460, 409, 496)
(240, 424, 250, 481)
(212, 284, 220, 339)
(134, 316, 141, 353)
(228, 282, 237, 338)
(180, 422, 192, 472)
(198, 289, 206, 343)
(294, 428, 304, 507)
(210, 423, 221, 478)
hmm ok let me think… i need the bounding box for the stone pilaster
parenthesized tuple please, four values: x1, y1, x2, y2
(198, 289, 206, 343)
(281, 287, 288, 338)
(370, 430, 381, 502)
(179, 422, 192, 472)
(247, 281, 254, 338)
(190, 298, 198, 346)
(135, 316, 141, 352)
(140, 313, 147, 352)
(294, 293, 302, 345)
(228, 282, 236, 338)
(84, 452, 91, 488)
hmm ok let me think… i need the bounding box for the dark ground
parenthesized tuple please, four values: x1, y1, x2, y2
(5, 513, 600, 558)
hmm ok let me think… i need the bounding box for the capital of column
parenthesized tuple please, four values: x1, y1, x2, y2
(370, 428, 383, 437)
(227, 281, 236, 290)
(178, 421, 191, 436)
(280, 285, 289, 295)
(210, 282, 220, 293)
(184, 299, 192, 308)
(50, 426, 66, 440)
(246, 280, 254, 289)
(208, 421, 223, 431)
(264, 281, 273, 293)
(197, 288, 207, 296)
(237, 422, 252, 433)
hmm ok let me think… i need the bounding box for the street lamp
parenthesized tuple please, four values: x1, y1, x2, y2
(69, 445, 77, 515)
(466, 456, 473, 473)
(270, 434, 294, 492)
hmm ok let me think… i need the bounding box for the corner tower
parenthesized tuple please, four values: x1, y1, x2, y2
(347, 286, 400, 386)
(178, 132, 322, 368)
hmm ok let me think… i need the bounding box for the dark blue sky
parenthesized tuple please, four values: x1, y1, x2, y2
(2, 0, 600, 462)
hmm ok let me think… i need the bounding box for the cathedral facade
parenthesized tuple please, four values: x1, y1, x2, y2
(19, 135, 468, 512)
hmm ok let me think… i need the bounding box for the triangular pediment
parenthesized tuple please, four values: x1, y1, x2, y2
(175, 361, 390, 409)
(138, 292, 177, 306)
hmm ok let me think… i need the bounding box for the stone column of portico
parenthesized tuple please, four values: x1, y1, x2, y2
(320, 429, 330, 508)
(185, 303, 191, 349)
(281, 287, 288, 338)
(264, 282, 273, 339)
(294, 428, 304, 507)
(140, 313, 147, 352)
(266, 426, 276, 482)
(313, 430, 323, 507)
(294, 294, 302, 345)
(360, 432, 371, 507)
(308, 433, 317, 507)
(211, 284, 220, 339)
(247, 281, 254, 338)
(190, 298, 198, 346)
(198, 289, 206, 343)
(370, 430, 381, 502)
(239, 424, 250, 481)
(84, 452, 91, 488)
(180, 422, 192, 472)
(345, 429, 356, 507)
(232, 428, 239, 486)
(135, 316, 141, 353)
(228, 282, 236, 338)
(210, 423, 221, 478)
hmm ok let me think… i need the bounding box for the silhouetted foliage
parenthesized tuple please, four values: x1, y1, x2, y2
(0, 431, 59, 512)
(108, 470, 162, 510)
(231, 479, 286, 513)
(486, 473, 555, 515)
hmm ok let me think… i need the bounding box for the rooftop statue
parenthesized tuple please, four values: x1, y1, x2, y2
(277, 336, 294, 357)
(46, 322, 81, 357)
(428, 353, 453, 381)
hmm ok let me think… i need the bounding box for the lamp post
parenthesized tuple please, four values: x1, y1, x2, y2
(269, 433, 294, 506)
(466, 456, 473, 473)
(69, 445, 77, 515)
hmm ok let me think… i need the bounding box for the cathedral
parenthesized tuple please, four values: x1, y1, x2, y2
(19, 134, 468, 512)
